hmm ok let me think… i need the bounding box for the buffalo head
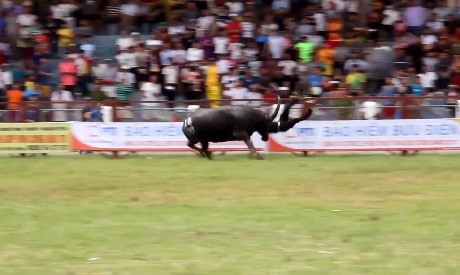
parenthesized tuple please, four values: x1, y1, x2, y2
(258, 96, 281, 142)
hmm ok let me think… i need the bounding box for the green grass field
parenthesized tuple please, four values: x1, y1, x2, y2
(0, 154, 459, 275)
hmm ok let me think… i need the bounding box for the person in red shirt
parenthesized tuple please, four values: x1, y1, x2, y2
(33, 29, 51, 67)
(450, 70, 460, 87)
(58, 55, 78, 94)
(0, 49, 7, 65)
(226, 14, 241, 44)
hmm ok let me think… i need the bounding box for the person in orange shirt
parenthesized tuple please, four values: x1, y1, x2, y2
(316, 43, 336, 77)
(7, 82, 24, 122)
(327, 15, 343, 48)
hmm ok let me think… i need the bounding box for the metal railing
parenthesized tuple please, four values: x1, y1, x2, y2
(0, 95, 459, 123)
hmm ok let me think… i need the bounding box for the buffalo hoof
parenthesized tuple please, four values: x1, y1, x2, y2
(248, 153, 264, 160)
(195, 151, 205, 157)
(205, 151, 213, 160)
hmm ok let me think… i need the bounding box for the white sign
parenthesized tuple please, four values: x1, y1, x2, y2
(71, 122, 266, 152)
(269, 119, 460, 151)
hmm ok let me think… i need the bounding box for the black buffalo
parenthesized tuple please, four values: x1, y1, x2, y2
(182, 96, 313, 159)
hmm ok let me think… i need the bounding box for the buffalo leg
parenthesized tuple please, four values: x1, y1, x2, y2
(280, 97, 300, 122)
(244, 139, 263, 160)
(234, 131, 263, 160)
(187, 140, 206, 157)
(278, 109, 313, 132)
(201, 140, 212, 160)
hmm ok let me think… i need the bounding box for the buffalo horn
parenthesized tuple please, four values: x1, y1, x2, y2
(268, 96, 281, 122)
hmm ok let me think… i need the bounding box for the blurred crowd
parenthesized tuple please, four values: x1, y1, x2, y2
(0, 0, 459, 122)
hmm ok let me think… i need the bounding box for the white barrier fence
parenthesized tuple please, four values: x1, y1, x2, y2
(70, 122, 265, 152)
(70, 119, 460, 153)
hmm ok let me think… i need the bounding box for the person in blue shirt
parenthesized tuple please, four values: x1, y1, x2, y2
(11, 61, 26, 84)
(242, 70, 259, 91)
(410, 77, 425, 96)
(82, 100, 103, 122)
(306, 66, 325, 96)
(255, 27, 268, 53)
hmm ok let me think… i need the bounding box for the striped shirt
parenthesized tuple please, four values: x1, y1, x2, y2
(105, 5, 120, 22)
(116, 84, 132, 101)
(106, 5, 120, 15)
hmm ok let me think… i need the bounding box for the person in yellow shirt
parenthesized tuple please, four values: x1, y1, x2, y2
(316, 43, 336, 77)
(57, 22, 74, 57)
(24, 75, 35, 90)
(205, 62, 221, 108)
(345, 64, 367, 96)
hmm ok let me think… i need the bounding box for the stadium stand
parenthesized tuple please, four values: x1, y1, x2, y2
(0, 0, 459, 123)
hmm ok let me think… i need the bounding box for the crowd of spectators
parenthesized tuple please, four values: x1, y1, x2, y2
(0, 0, 459, 122)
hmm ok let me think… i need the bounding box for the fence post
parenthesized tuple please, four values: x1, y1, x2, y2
(111, 100, 119, 158)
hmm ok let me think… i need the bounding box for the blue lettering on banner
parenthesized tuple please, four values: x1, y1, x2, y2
(100, 127, 117, 136)
(425, 124, 457, 136)
(124, 125, 182, 137)
(323, 126, 387, 137)
(392, 125, 421, 136)
(297, 127, 316, 136)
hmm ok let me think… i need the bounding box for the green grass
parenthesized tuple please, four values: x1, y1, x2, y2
(0, 154, 459, 275)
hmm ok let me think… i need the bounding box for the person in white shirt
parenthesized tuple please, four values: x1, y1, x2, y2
(51, 86, 74, 122)
(242, 42, 259, 60)
(120, 0, 140, 17)
(272, 0, 291, 11)
(116, 30, 135, 51)
(421, 27, 438, 50)
(16, 2, 37, 59)
(330, 0, 346, 12)
(162, 59, 179, 107)
(245, 88, 263, 107)
(312, 6, 327, 36)
(216, 56, 231, 75)
(221, 67, 240, 91)
(16, 6, 37, 28)
(240, 15, 255, 43)
(0, 68, 6, 91)
(278, 57, 298, 77)
(426, 13, 445, 33)
(172, 42, 187, 64)
(381, 5, 400, 41)
(51, 1, 76, 21)
(229, 42, 244, 60)
(79, 38, 96, 59)
(135, 46, 149, 67)
(197, 9, 215, 31)
(418, 66, 438, 92)
(92, 59, 109, 80)
(186, 42, 204, 62)
(213, 31, 230, 55)
(140, 74, 162, 121)
(115, 46, 138, 69)
(266, 30, 286, 59)
(307, 32, 324, 47)
(226, 0, 244, 15)
(261, 16, 279, 35)
(224, 79, 248, 106)
(168, 18, 186, 36)
(159, 42, 175, 66)
(115, 65, 136, 86)
(0, 64, 13, 90)
(146, 32, 163, 49)
(344, 0, 359, 12)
